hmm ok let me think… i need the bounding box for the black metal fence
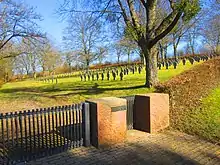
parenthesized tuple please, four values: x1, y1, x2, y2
(0, 103, 90, 164)
(120, 96, 135, 130)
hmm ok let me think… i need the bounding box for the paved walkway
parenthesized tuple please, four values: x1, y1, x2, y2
(28, 130, 220, 165)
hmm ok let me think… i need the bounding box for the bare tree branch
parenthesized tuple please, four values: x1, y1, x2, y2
(0, 0, 44, 52)
(155, 11, 179, 36)
(140, 0, 147, 8)
(0, 51, 28, 60)
(150, 12, 182, 48)
(117, 0, 130, 25)
(127, 0, 140, 29)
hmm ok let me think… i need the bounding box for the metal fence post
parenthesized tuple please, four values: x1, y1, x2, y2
(82, 102, 90, 147)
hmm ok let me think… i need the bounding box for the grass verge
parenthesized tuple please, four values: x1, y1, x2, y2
(183, 87, 220, 144)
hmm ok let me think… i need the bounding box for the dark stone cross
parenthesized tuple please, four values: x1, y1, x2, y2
(126, 68, 129, 75)
(189, 58, 194, 65)
(120, 71, 123, 81)
(138, 66, 141, 74)
(165, 62, 169, 70)
(182, 58, 186, 65)
(101, 73, 104, 81)
(124, 68, 127, 75)
(107, 72, 110, 80)
(132, 67, 135, 74)
(96, 73, 99, 80)
(158, 63, 161, 70)
(134, 66, 137, 72)
(173, 61, 177, 69)
(112, 71, 116, 80)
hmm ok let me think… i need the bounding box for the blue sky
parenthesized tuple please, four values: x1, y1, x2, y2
(25, 0, 66, 47)
(24, 0, 202, 60)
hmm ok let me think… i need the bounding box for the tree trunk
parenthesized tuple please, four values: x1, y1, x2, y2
(159, 44, 164, 60)
(142, 46, 158, 87)
(68, 62, 72, 72)
(141, 56, 145, 64)
(117, 55, 120, 64)
(127, 53, 130, 63)
(86, 60, 90, 70)
(191, 45, 195, 55)
(156, 50, 160, 61)
(42, 65, 45, 72)
(32, 65, 36, 78)
(164, 46, 167, 60)
(139, 50, 145, 64)
(4, 72, 8, 82)
(173, 43, 177, 60)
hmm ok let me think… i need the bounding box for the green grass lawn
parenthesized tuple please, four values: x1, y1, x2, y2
(183, 86, 220, 144)
(0, 61, 202, 113)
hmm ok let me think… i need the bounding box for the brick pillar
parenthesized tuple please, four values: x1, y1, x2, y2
(86, 97, 127, 148)
(134, 93, 169, 133)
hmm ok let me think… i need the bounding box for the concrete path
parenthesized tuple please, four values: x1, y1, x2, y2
(28, 130, 220, 165)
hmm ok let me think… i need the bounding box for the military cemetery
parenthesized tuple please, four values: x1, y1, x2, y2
(0, 0, 219, 165)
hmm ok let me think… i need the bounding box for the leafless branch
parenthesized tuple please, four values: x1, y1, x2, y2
(150, 12, 182, 48)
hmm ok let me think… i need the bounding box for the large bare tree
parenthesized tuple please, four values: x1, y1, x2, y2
(97, 46, 108, 64)
(0, 0, 44, 59)
(114, 41, 125, 63)
(118, 37, 137, 63)
(37, 41, 62, 74)
(63, 13, 106, 69)
(59, 0, 200, 87)
(202, 15, 220, 54)
(0, 56, 13, 82)
(158, 36, 170, 60)
(170, 16, 201, 59)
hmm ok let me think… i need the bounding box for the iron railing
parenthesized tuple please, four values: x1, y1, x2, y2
(0, 103, 90, 164)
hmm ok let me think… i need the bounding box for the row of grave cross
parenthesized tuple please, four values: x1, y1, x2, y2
(37, 77, 58, 84)
(157, 55, 212, 70)
(36, 54, 218, 83)
(80, 65, 143, 81)
(79, 54, 218, 81)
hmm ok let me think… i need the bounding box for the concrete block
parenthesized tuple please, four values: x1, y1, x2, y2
(134, 93, 169, 133)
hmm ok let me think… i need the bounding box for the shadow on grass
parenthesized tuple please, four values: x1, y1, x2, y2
(50, 84, 147, 97)
(0, 83, 147, 99)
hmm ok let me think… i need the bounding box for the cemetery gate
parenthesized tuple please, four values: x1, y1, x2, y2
(0, 96, 135, 164)
(121, 96, 135, 130)
(0, 103, 90, 164)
